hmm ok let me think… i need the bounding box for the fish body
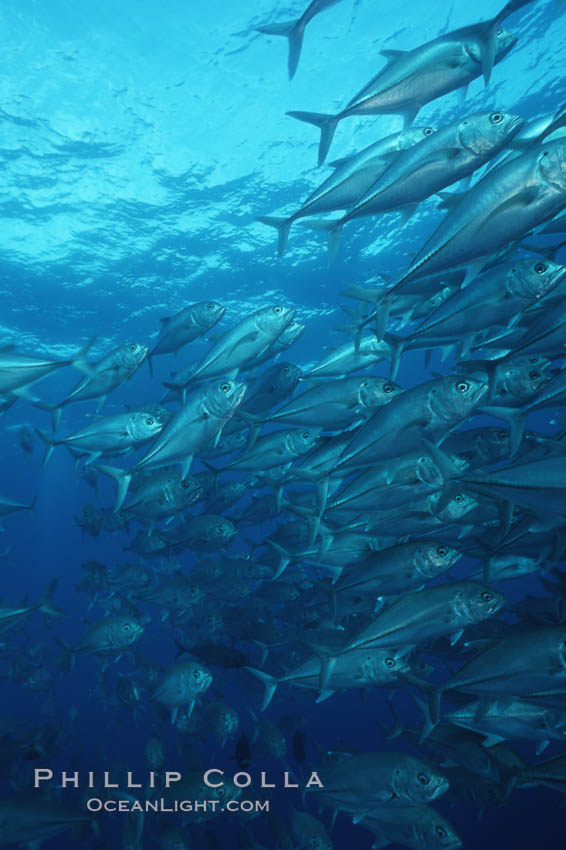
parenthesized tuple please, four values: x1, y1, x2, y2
(390, 139, 566, 291)
(318, 111, 522, 259)
(364, 804, 462, 850)
(305, 334, 398, 378)
(65, 615, 144, 657)
(167, 306, 295, 389)
(288, 18, 517, 164)
(46, 341, 148, 427)
(336, 375, 487, 471)
(259, 128, 433, 256)
(345, 581, 504, 653)
(98, 379, 246, 510)
(148, 301, 225, 366)
(443, 626, 566, 697)
(36, 410, 163, 465)
(333, 540, 460, 597)
(260, 376, 402, 429)
(153, 660, 213, 720)
(224, 427, 321, 471)
(309, 751, 449, 814)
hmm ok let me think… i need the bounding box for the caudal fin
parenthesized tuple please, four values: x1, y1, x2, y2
(93, 464, 132, 512)
(298, 218, 343, 264)
(244, 667, 279, 710)
(256, 19, 305, 80)
(70, 337, 97, 379)
(34, 427, 57, 466)
(37, 579, 64, 618)
(256, 216, 293, 258)
(286, 111, 339, 166)
(33, 400, 62, 432)
(265, 540, 292, 580)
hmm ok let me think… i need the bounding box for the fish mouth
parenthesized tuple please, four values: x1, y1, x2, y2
(282, 307, 297, 325)
(432, 777, 450, 798)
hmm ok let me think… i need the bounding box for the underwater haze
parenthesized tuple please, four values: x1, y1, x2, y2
(2, 0, 566, 849)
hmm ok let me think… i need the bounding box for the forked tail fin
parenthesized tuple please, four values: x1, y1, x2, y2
(286, 111, 340, 166)
(256, 18, 306, 80)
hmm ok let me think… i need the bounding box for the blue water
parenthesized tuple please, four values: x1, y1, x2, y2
(1, 0, 566, 848)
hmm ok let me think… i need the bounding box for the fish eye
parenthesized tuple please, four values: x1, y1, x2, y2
(457, 381, 470, 392)
(384, 384, 394, 393)
(181, 480, 189, 489)
(435, 826, 447, 839)
(417, 772, 430, 785)
(535, 262, 547, 274)
(303, 431, 310, 439)
(145, 417, 154, 425)
(385, 657, 396, 668)
(490, 112, 504, 124)
(217, 524, 225, 533)
(481, 591, 492, 601)
(128, 343, 137, 352)
(273, 306, 282, 314)
(498, 430, 508, 439)
(283, 367, 289, 374)
(220, 382, 230, 393)
(424, 127, 434, 136)
(497, 27, 503, 35)
(454, 494, 464, 503)
(193, 670, 201, 679)
(207, 303, 215, 309)
(437, 546, 448, 556)
(123, 623, 132, 632)
(529, 370, 540, 379)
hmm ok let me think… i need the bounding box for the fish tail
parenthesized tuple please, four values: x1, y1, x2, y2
(147, 355, 154, 377)
(174, 639, 189, 658)
(161, 380, 184, 400)
(415, 685, 442, 742)
(384, 697, 405, 740)
(286, 110, 339, 166)
(199, 458, 220, 476)
(265, 540, 291, 579)
(27, 494, 38, 518)
(375, 295, 393, 341)
(55, 637, 76, 672)
(256, 216, 294, 258)
(256, 18, 305, 80)
(244, 666, 278, 710)
(297, 217, 343, 264)
(317, 476, 330, 515)
(93, 464, 132, 512)
(71, 337, 97, 379)
(284, 501, 321, 547)
(34, 427, 57, 465)
(32, 400, 62, 432)
(37, 579, 64, 618)
(422, 438, 464, 485)
(388, 334, 405, 381)
(479, 404, 524, 457)
(478, 17, 500, 86)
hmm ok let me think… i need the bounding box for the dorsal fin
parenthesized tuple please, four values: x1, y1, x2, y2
(380, 49, 407, 65)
